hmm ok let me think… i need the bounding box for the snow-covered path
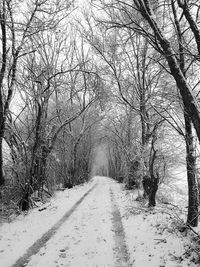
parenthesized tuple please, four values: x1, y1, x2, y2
(24, 177, 129, 267)
(1, 176, 130, 267)
(1, 176, 199, 267)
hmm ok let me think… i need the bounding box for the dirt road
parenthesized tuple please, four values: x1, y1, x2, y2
(12, 177, 130, 267)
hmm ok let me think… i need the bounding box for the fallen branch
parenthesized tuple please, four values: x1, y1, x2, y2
(38, 204, 51, 212)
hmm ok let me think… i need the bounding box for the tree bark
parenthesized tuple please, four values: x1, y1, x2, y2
(0, 136, 5, 187)
(148, 128, 159, 207)
(148, 176, 158, 207)
(142, 175, 151, 198)
(148, 157, 158, 207)
(185, 112, 199, 227)
(0, 1, 6, 188)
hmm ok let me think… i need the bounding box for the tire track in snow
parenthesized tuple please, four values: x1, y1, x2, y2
(12, 182, 97, 267)
(110, 187, 131, 267)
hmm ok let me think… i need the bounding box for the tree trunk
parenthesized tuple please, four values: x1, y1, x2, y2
(0, 136, 4, 187)
(148, 176, 158, 207)
(148, 130, 159, 207)
(0, 1, 6, 188)
(38, 146, 48, 197)
(142, 175, 151, 198)
(185, 112, 199, 227)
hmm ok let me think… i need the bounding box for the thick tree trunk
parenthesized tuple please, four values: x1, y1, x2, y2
(37, 146, 48, 196)
(0, 1, 6, 188)
(142, 175, 151, 198)
(185, 112, 199, 227)
(140, 92, 151, 197)
(148, 176, 158, 207)
(148, 161, 159, 207)
(0, 136, 5, 187)
(148, 131, 159, 207)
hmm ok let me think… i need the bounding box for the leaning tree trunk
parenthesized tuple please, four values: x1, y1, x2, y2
(185, 112, 199, 227)
(171, 1, 199, 226)
(136, 0, 200, 142)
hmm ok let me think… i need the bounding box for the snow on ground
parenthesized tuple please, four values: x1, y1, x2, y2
(0, 176, 199, 267)
(0, 178, 96, 267)
(25, 177, 115, 267)
(113, 182, 199, 267)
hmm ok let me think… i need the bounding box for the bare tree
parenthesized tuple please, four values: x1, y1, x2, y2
(0, 0, 74, 188)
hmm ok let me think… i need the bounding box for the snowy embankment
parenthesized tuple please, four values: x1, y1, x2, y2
(0, 178, 96, 267)
(113, 183, 199, 267)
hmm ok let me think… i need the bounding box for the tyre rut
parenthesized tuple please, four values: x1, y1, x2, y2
(12, 182, 97, 267)
(110, 187, 131, 267)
